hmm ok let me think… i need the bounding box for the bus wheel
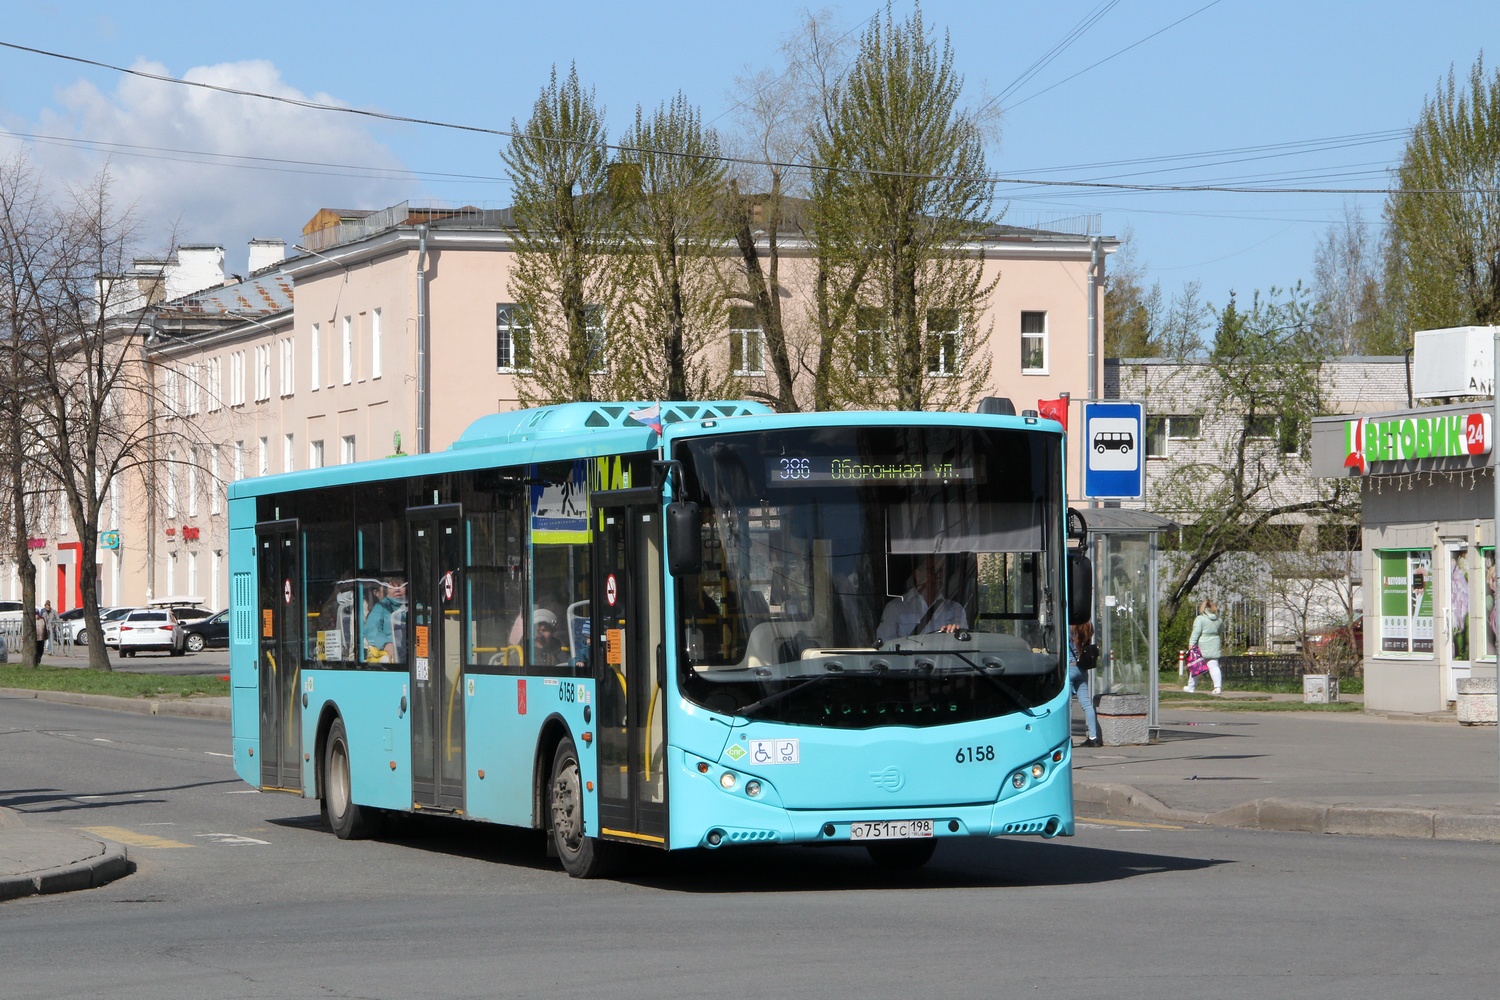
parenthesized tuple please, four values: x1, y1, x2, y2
(549, 736, 613, 878)
(323, 717, 370, 840)
(866, 839, 937, 870)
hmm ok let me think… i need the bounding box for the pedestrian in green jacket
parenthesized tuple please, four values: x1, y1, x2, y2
(1186, 598, 1224, 694)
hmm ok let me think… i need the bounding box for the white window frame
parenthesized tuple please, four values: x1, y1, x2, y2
(283, 433, 295, 473)
(310, 324, 320, 392)
(1146, 415, 1202, 459)
(278, 337, 295, 397)
(186, 362, 201, 415)
(342, 316, 353, 385)
(1021, 311, 1048, 374)
(371, 308, 383, 379)
(166, 450, 178, 519)
(233, 440, 245, 482)
(341, 434, 357, 464)
(855, 307, 887, 376)
(309, 439, 325, 470)
(585, 306, 607, 375)
(258, 436, 269, 477)
(210, 447, 222, 514)
(728, 306, 765, 377)
(496, 303, 532, 372)
(255, 345, 271, 402)
(925, 309, 961, 377)
(188, 448, 199, 517)
(207, 357, 223, 412)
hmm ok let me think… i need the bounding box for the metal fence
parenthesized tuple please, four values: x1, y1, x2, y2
(0, 619, 81, 660)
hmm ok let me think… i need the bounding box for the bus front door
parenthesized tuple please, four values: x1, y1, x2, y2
(256, 520, 302, 792)
(408, 508, 465, 812)
(593, 492, 667, 846)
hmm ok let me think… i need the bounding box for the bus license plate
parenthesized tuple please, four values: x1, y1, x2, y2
(850, 819, 934, 841)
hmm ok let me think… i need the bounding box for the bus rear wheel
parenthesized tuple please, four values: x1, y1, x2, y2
(866, 838, 937, 870)
(548, 736, 613, 878)
(323, 717, 370, 839)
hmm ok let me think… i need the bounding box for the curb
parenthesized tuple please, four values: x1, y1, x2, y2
(0, 687, 230, 722)
(0, 836, 131, 903)
(1074, 780, 1500, 843)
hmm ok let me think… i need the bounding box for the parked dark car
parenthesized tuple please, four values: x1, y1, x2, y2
(181, 609, 228, 652)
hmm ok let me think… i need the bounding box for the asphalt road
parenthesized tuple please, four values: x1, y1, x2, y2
(1, 697, 1493, 999)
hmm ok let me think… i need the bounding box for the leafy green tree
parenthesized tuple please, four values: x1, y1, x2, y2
(1104, 233, 1162, 359)
(808, 3, 996, 412)
(1137, 285, 1357, 624)
(611, 94, 738, 402)
(502, 66, 625, 405)
(1384, 55, 1500, 333)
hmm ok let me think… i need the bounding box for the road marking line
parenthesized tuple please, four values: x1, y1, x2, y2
(225, 789, 261, 794)
(195, 833, 271, 846)
(78, 825, 194, 849)
(92, 738, 113, 743)
(204, 751, 233, 758)
(1080, 817, 1188, 831)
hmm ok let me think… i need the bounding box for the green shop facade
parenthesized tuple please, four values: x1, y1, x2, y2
(1311, 403, 1496, 713)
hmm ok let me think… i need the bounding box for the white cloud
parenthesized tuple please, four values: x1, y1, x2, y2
(18, 59, 412, 274)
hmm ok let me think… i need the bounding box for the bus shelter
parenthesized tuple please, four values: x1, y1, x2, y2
(1085, 508, 1177, 742)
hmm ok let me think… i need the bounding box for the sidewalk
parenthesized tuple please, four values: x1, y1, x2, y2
(1074, 696, 1500, 842)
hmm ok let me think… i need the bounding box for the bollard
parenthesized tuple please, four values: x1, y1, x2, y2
(1177, 649, 1185, 676)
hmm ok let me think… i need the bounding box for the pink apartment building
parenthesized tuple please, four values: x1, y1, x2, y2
(4, 203, 1115, 614)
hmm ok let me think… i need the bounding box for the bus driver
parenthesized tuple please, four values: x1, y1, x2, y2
(875, 554, 967, 640)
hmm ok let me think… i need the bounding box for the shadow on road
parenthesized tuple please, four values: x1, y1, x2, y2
(268, 810, 1224, 890)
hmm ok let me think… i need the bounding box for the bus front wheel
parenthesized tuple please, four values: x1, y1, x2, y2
(548, 736, 614, 878)
(323, 717, 370, 840)
(866, 838, 937, 870)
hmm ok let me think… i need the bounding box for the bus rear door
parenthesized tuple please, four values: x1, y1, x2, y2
(256, 520, 302, 792)
(408, 506, 466, 812)
(592, 490, 667, 846)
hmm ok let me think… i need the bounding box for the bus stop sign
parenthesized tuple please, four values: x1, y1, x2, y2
(1084, 401, 1144, 499)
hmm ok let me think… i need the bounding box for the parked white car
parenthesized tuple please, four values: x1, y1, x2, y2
(115, 608, 187, 657)
(68, 606, 131, 646)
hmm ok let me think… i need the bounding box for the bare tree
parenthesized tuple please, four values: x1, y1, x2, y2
(0, 154, 185, 669)
(1312, 202, 1395, 355)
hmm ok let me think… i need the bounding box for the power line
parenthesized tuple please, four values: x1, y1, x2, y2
(1, 37, 1494, 196)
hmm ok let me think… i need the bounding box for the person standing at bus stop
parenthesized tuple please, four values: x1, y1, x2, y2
(41, 602, 58, 656)
(1186, 597, 1224, 694)
(1069, 621, 1102, 747)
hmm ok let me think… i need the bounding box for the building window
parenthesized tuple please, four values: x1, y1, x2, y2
(167, 552, 177, 596)
(1146, 415, 1202, 458)
(1245, 414, 1279, 440)
(926, 309, 961, 376)
(1021, 311, 1047, 373)
(211, 551, 221, 611)
(1377, 549, 1433, 656)
(278, 337, 295, 397)
(188, 449, 199, 517)
(163, 369, 180, 418)
(283, 433, 295, 473)
(586, 306, 607, 374)
(496, 303, 532, 371)
(728, 306, 765, 377)
(372, 308, 383, 379)
(207, 357, 222, 412)
(210, 447, 221, 515)
(258, 436, 268, 477)
(166, 450, 178, 519)
(188, 552, 198, 600)
(341, 434, 357, 464)
(230, 351, 246, 406)
(186, 363, 201, 415)
(855, 307, 887, 375)
(255, 345, 271, 402)
(309, 439, 325, 470)
(233, 440, 245, 482)
(310, 324, 320, 392)
(342, 316, 353, 385)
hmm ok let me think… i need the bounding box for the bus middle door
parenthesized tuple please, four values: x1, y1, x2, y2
(408, 506, 466, 813)
(592, 490, 667, 847)
(255, 519, 302, 793)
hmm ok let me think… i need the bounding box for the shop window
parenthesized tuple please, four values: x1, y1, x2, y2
(1377, 549, 1434, 655)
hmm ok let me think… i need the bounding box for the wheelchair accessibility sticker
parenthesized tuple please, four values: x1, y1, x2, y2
(748, 739, 800, 765)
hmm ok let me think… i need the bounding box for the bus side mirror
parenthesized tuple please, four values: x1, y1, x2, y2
(1068, 551, 1093, 625)
(666, 501, 702, 576)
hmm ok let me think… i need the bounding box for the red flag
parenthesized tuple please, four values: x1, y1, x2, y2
(1037, 397, 1068, 431)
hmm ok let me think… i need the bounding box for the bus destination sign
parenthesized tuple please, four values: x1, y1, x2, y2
(767, 456, 979, 485)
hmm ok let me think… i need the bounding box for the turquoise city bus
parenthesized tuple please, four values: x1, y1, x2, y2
(227, 400, 1091, 877)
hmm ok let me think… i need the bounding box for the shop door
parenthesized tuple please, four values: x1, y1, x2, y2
(1446, 542, 1471, 703)
(409, 507, 466, 812)
(256, 520, 302, 792)
(592, 491, 667, 846)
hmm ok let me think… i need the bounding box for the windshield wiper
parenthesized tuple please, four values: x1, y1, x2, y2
(737, 672, 838, 718)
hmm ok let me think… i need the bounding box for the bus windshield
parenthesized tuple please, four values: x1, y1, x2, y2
(674, 424, 1065, 728)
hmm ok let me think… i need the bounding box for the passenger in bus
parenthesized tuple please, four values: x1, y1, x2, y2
(532, 608, 568, 664)
(876, 554, 968, 640)
(362, 580, 399, 663)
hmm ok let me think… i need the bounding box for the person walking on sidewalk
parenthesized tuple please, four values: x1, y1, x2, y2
(1186, 598, 1224, 694)
(1069, 621, 1102, 746)
(40, 601, 57, 656)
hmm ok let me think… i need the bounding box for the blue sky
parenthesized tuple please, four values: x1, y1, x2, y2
(1, 1, 1495, 322)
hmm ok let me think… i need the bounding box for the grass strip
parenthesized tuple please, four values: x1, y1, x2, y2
(1160, 691, 1362, 712)
(0, 664, 229, 700)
